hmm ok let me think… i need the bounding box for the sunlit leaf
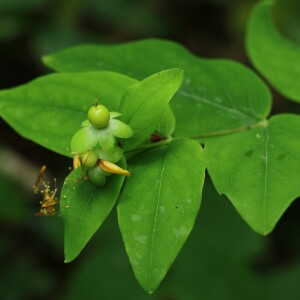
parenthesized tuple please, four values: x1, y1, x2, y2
(155, 105, 176, 138)
(118, 139, 205, 292)
(60, 158, 126, 262)
(120, 68, 183, 150)
(205, 114, 300, 234)
(44, 39, 272, 138)
(0, 72, 137, 156)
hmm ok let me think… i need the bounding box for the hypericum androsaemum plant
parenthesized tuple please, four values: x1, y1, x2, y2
(1, 0, 300, 293)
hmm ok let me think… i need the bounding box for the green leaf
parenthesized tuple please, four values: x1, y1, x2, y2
(246, 1, 300, 102)
(44, 39, 272, 137)
(155, 105, 176, 138)
(120, 69, 183, 151)
(63, 181, 265, 300)
(0, 71, 137, 157)
(60, 158, 126, 262)
(117, 139, 206, 292)
(205, 114, 300, 235)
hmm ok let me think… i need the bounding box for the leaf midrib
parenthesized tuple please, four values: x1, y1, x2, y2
(72, 186, 97, 241)
(178, 90, 258, 121)
(262, 128, 269, 232)
(148, 151, 167, 287)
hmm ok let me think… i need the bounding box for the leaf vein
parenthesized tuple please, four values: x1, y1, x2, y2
(263, 128, 269, 231)
(148, 151, 167, 286)
(179, 90, 257, 121)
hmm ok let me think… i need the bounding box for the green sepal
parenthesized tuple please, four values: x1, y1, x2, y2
(110, 112, 122, 119)
(110, 119, 134, 138)
(71, 126, 99, 154)
(94, 146, 123, 163)
(98, 130, 115, 152)
(81, 120, 90, 127)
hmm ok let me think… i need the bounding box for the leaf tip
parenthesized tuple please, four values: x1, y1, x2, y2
(160, 68, 184, 80)
(64, 249, 79, 263)
(42, 55, 52, 66)
(64, 257, 73, 263)
(142, 282, 159, 295)
(255, 225, 274, 236)
(247, 218, 276, 236)
(172, 68, 184, 79)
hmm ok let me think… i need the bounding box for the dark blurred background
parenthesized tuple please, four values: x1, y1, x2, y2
(1, 0, 300, 299)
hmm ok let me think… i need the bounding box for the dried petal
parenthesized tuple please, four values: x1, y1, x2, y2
(99, 160, 130, 176)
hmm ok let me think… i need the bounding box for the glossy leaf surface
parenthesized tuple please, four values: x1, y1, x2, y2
(60, 158, 126, 262)
(118, 139, 205, 292)
(44, 39, 272, 137)
(205, 114, 300, 234)
(120, 68, 183, 150)
(155, 105, 176, 138)
(63, 181, 265, 300)
(0, 72, 137, 156)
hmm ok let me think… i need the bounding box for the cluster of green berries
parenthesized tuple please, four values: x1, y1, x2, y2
(70, 103, 133, 186)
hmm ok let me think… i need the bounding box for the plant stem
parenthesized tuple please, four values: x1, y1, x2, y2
(124, 138, 172, 154)
(186, 119, 268, 140)
(124, 119, 268, 154)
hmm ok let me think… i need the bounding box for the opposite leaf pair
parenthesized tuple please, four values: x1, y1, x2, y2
(58, 68, 207, 295)
(2, 0, 300, 292)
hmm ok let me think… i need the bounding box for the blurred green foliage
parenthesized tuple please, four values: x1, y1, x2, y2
(0, 174, 26, 222)
(273, 0, 300, 43)
(1, 0, 300, 299)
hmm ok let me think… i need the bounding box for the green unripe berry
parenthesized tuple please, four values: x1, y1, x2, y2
(80, 151, 98, 169)
(88, 166, 107, 187)
(88, 104, 110, 129)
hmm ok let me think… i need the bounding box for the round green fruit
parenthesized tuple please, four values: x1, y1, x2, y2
(80, 151, 98, 169)
(88, 166, 107, 187)
(88, 104, 110, 129)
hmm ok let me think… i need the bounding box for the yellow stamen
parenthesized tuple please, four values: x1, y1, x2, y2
(33, 165, 47, 194)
